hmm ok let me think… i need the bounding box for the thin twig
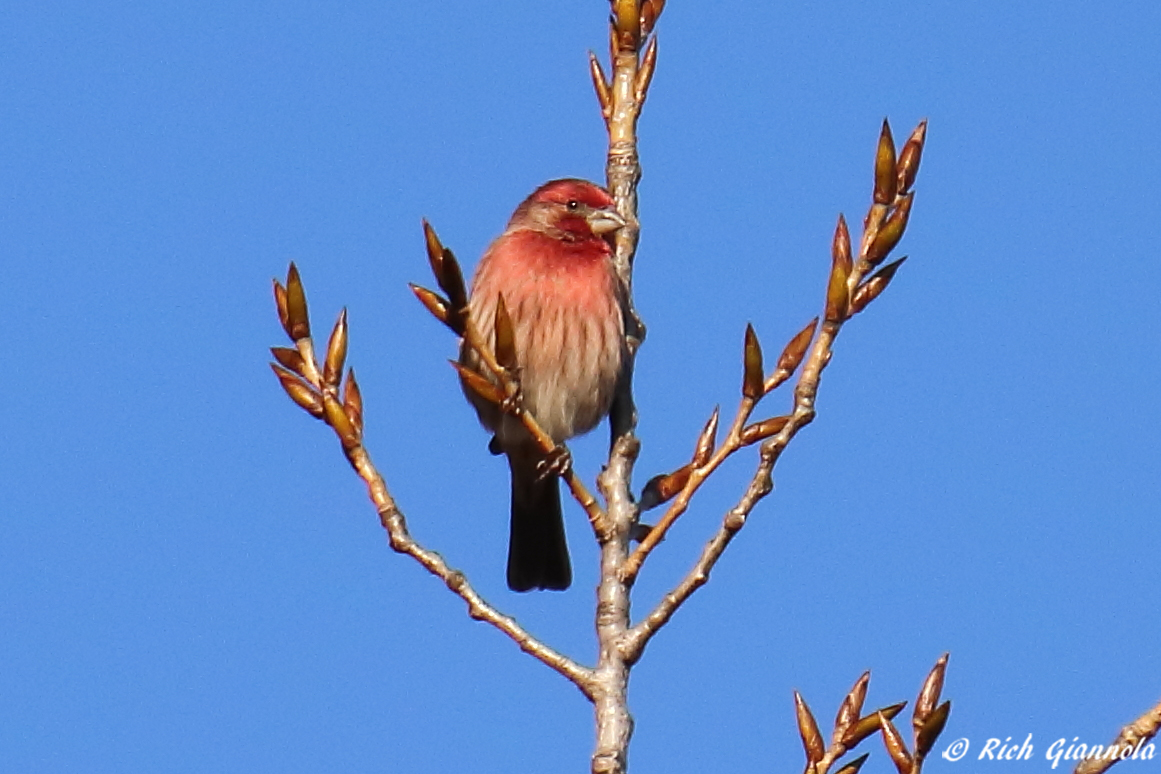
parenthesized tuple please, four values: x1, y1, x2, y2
(622, 280, 850, 659)
(1074, 696, 1161, 774)
(271, 272, 597, 700)
(459, 312, 608, 536)
(623, 323, 813, 581)
(347, 442, 598, 700)
(589, 2, 663, 772)
(620, 395, 755, 582)
(623, 130, 922, 656)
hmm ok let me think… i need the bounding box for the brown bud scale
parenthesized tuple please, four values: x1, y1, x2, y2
(636, 35, 658, 101)
(740, 415, 791, 446)
(693, 407, 719, 467)
(437, 247, 468, 312)
(285, 263, 311, 341)
(897, 120, 928, 195)
(834, 753, 870, 774)
(742, 323, 764, 399)
(874, 119, 898, 205)
(323, 393, 359, 448)
(776, 317, 818, 378)
(422, 221, 467, 312)
(842, 701, 907, 748)
(451, 360, 505, 406)
(850, 257, 907, 315)
(343, 369, 364, 433)
(323, 308, 349, 389)
(915, 701, 951, 758)
(794, 691, 826, 765)
(833, 214, 852, 273)
(914, 652, 949, 726)
(879, 712, 913, 774)
(826, 255, 851, 322)
(271, 363, 324, 418)
(410, 283, 464, 335)
(273, 280, 290, 337)
(589, 52, 612, 117)
(611, 0, 641, 50)
(865, 193, 913, 268)
(270, 346, 306, 375)
(494, 294, 517, 372)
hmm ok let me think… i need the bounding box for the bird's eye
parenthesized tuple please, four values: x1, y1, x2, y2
(566, 200, 580, 211)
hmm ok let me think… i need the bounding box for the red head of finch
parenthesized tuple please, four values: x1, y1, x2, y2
(459, 179, 629, 591)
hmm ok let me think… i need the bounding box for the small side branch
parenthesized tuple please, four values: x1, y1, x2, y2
(623, 319, 815, 582)
(622, 391, 808, 660)
(1074, 696, 1161, 774)
(625, 119, 927, 655)
(349, 444, 597, 700)
(270, 264, 597, 701)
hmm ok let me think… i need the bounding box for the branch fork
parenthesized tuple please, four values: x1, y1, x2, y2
(622, 119, 928, 663)
(266, 2, 950, 771)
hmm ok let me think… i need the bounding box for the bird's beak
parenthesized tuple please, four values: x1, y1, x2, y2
(586, 207, 626, 236)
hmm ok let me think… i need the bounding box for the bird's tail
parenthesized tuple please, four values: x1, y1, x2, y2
(507, 454, 571, 592)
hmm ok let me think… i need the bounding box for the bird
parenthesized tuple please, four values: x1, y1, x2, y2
(459, 178, 629, 591)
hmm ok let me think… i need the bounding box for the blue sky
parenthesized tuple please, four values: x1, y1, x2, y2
(3, 1, 1160, 772)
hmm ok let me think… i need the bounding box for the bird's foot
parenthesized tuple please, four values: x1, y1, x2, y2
(497, 378, 525, 417)
(536, 445, 572, 481)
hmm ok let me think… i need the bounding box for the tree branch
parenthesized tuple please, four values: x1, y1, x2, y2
(1074, 696, 1161, 774)
(267, 5, 944, 771)
(622, 318, 814, 582)
(586, 3, 666, 772)
(270, 266, 597, 700)
(624, 119, 927, 658)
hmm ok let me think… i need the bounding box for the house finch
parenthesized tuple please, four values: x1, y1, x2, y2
(459, 179, 629, 591)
